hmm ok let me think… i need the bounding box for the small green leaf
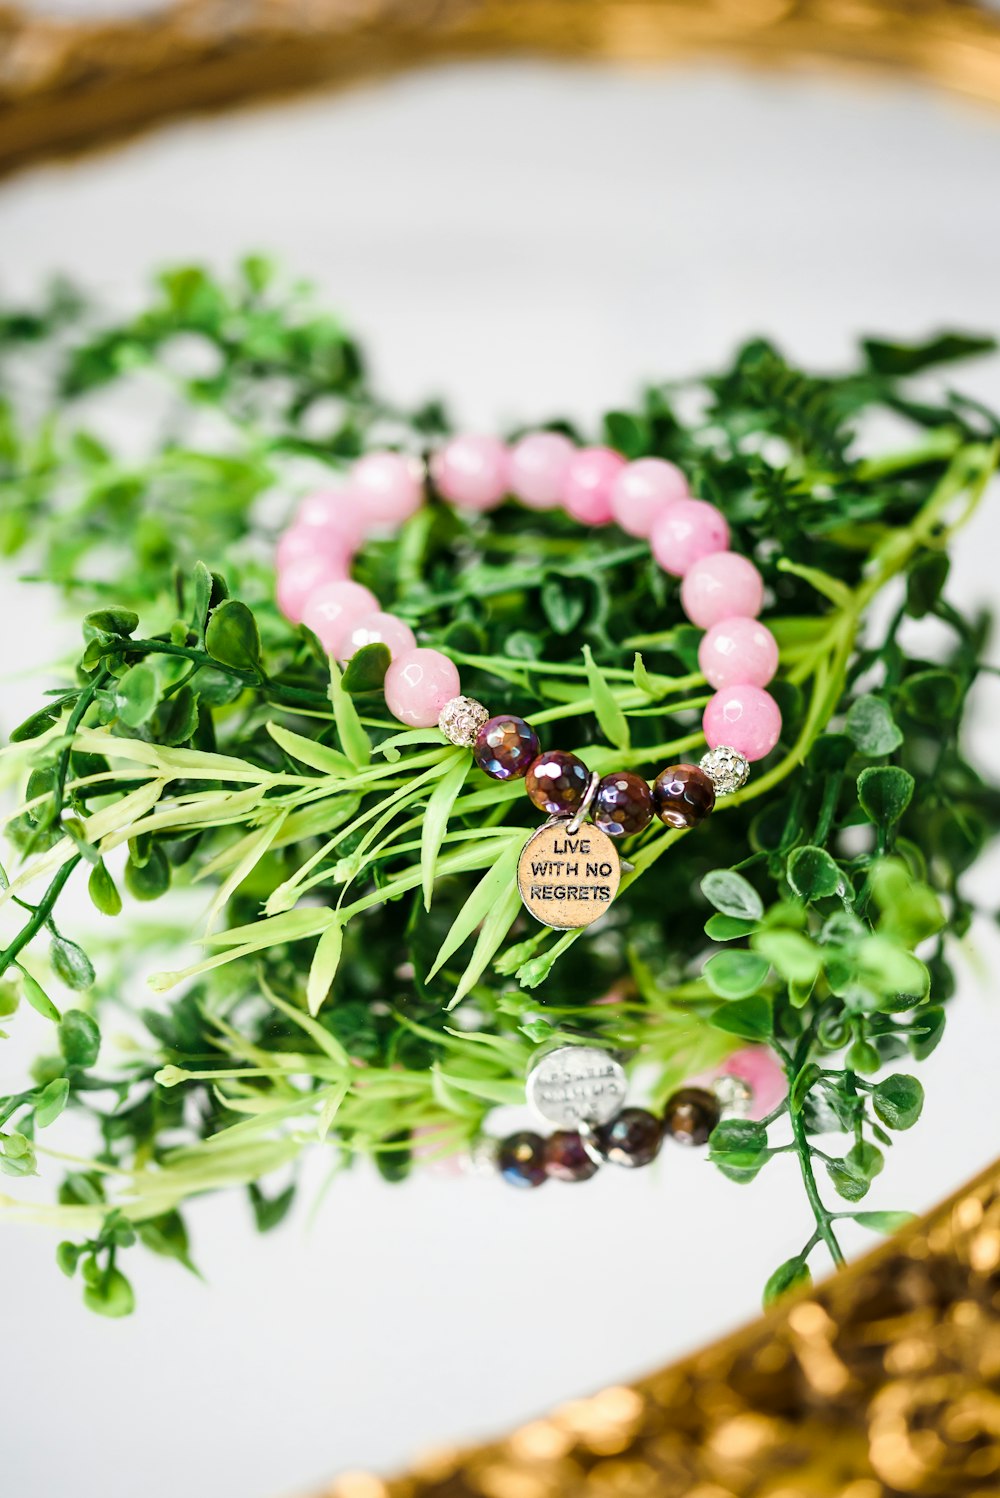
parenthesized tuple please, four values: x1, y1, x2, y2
(603, 410, 649, 458)
(908, 1005, 945, 1061)
(205, 599, 262, 674)
(136, 1210, 198, 1274)
(83, 1266, 135, 1318)
(88, 860, 122, 917)
(421, 751, 469, 910)
(763, 1256, 812, 1308)
(125, 844, 171, 901)
(897, 669, 962, 726)
(704, 949, 770, 1000)
(872, 1073, 924, 1130)
(787, 845, 844, 901)
(701, 869, 764, 921)
(846, 694, 903, 757)
(306, 921, 344, 1017)
(708, 1118, 768, 1183)
(50, 936, 96, 992)
(704, 912, 759, 941)
(541, 578, 586, 635)
(9, 705, 59, 742)
(862, 331, 995, 375)
(582, 645, 629, 751)
(156, 683, 200, 745)
(19, 968, 60, 1023)
(752, 929, 823, 985)
(857, 766, 915, 828)
(34, 1077, 70, 1128)
(341, 641, 390, 694)
(905, 552, 949, 619)
(330, 658, 371, 767)
(249, 1181, 296, 1233)
(83, 607, 139, 641)
(56, 1241, 82, 1277)
(710, 994, 773, 1040)
(115, 662, 159, 727)
(826, 1141, 884, 1202)
(853, 1210, 917, 1234)
(59, 1010, 101, 1069)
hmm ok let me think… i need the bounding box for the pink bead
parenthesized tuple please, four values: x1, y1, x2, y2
(651, 498, 730, 576)
(276, 556, 346, 625)
(508, 431, 575, 510)
(301, 579, 379, 656)
(384, 648, 461, 728)
(347, 451, 424, 530)
(699, 617, 779, 690)
(562, 447, 626, 525)
(717, 1047, 787, 1122)
(295, 489, 367, 549)
(610, 457, 689, 537)
(431, 435, 509, 512)
(703, 684, 782, 763)
(338, 610, 416, 663)
(680, 551, 764, 629)
(276, 523, 352, 574)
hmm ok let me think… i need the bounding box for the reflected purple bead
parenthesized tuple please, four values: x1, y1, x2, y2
(543, 1130, 599, 1182)
(593, 771, 654, 837)
(594, 1108, 663, 1168)
(473, 715, 540, 781)
(497, 1131, 547, 1188)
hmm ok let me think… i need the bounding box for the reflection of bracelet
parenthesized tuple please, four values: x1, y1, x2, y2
(484, 1043, 757, 1188)
(275, 433, 783, 927)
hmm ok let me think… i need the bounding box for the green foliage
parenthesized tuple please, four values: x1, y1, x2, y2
(1, 268, 998, 1315)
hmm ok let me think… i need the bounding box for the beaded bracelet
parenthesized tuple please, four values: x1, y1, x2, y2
(275, 432, 782, 930)
(483, 1042, 781, 1188)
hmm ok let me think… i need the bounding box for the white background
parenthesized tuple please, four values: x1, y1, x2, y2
(2, 58, 1000, 1498)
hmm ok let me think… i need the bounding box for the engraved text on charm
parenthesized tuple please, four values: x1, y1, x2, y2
(516, 820, 621, 929)
(526, 1044, 627, 1128)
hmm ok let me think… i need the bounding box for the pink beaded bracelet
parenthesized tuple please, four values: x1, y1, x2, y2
(274, 432, 782, 928)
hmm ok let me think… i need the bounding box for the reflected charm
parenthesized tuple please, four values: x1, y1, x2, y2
(526, 1044, 627, 1129)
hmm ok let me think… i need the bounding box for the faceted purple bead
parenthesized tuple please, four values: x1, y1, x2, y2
(652, 763, 716, 830)
(593, 771, 654, 837)
(473, 715, 540, 781)
(543, 1130, 599, 1182)
(594, 1108, 663, 1168)
(497, 1131, 547, 1188)
(525, 750, 591, 816)
(662, 1087, 720, 1147)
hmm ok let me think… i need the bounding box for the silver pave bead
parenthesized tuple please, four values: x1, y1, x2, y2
(438, 695, 490, 748)
(700, 744, 751, 796)
(713, 1074, 753, 1119)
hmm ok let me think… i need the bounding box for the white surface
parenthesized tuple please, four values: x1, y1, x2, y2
(2, 60, 1000, 1498)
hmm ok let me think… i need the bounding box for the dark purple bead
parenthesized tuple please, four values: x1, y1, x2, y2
(652, 763, 716, 830)
(662, 1087, 720, 1147)
(473, 715, 540, 781)
(543, 1130, 599, 1183)
(593, 771, 654, 837)
(497, 1131, 547, 1188)
(594, 1108, 663, 1168)
(525, 750, 591, 817)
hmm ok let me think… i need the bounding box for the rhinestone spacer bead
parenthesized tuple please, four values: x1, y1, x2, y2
(438, 695, 490, 748)
(700, 744, 750, 796)
(712, 1074, 753, 1119)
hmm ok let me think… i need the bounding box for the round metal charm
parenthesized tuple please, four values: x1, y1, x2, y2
(526, 1044, 627, 1129)
(516, 820, 621, 929)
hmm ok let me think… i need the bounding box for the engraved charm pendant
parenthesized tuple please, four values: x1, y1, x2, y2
(516, 819, 621, 929)
(526, 1044, 627, 1129)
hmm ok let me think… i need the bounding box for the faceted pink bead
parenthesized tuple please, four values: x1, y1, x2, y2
(276, 556, 346, 625)
(508, 431, 575, 510)
(276, 523, 353, 574)
(562, 447, 626, 525)
(384, 648, 461, 727)
(295, 488, 367, 549)
(651, 498, 730, 576)
(680, 551, 764, 629)
(431, 435, 509, 512)
(699, 617, 779, 690)
(717, 1047, 787, 1122)
(347, 451, 424, 530)
(301, 579, 379, 656)
(338, 610, 416, 662)
(610, 457, 689, 537)
(703, 684, 782, 762)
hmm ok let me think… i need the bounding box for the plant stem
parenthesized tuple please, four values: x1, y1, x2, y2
(0, 854, 81, 977)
